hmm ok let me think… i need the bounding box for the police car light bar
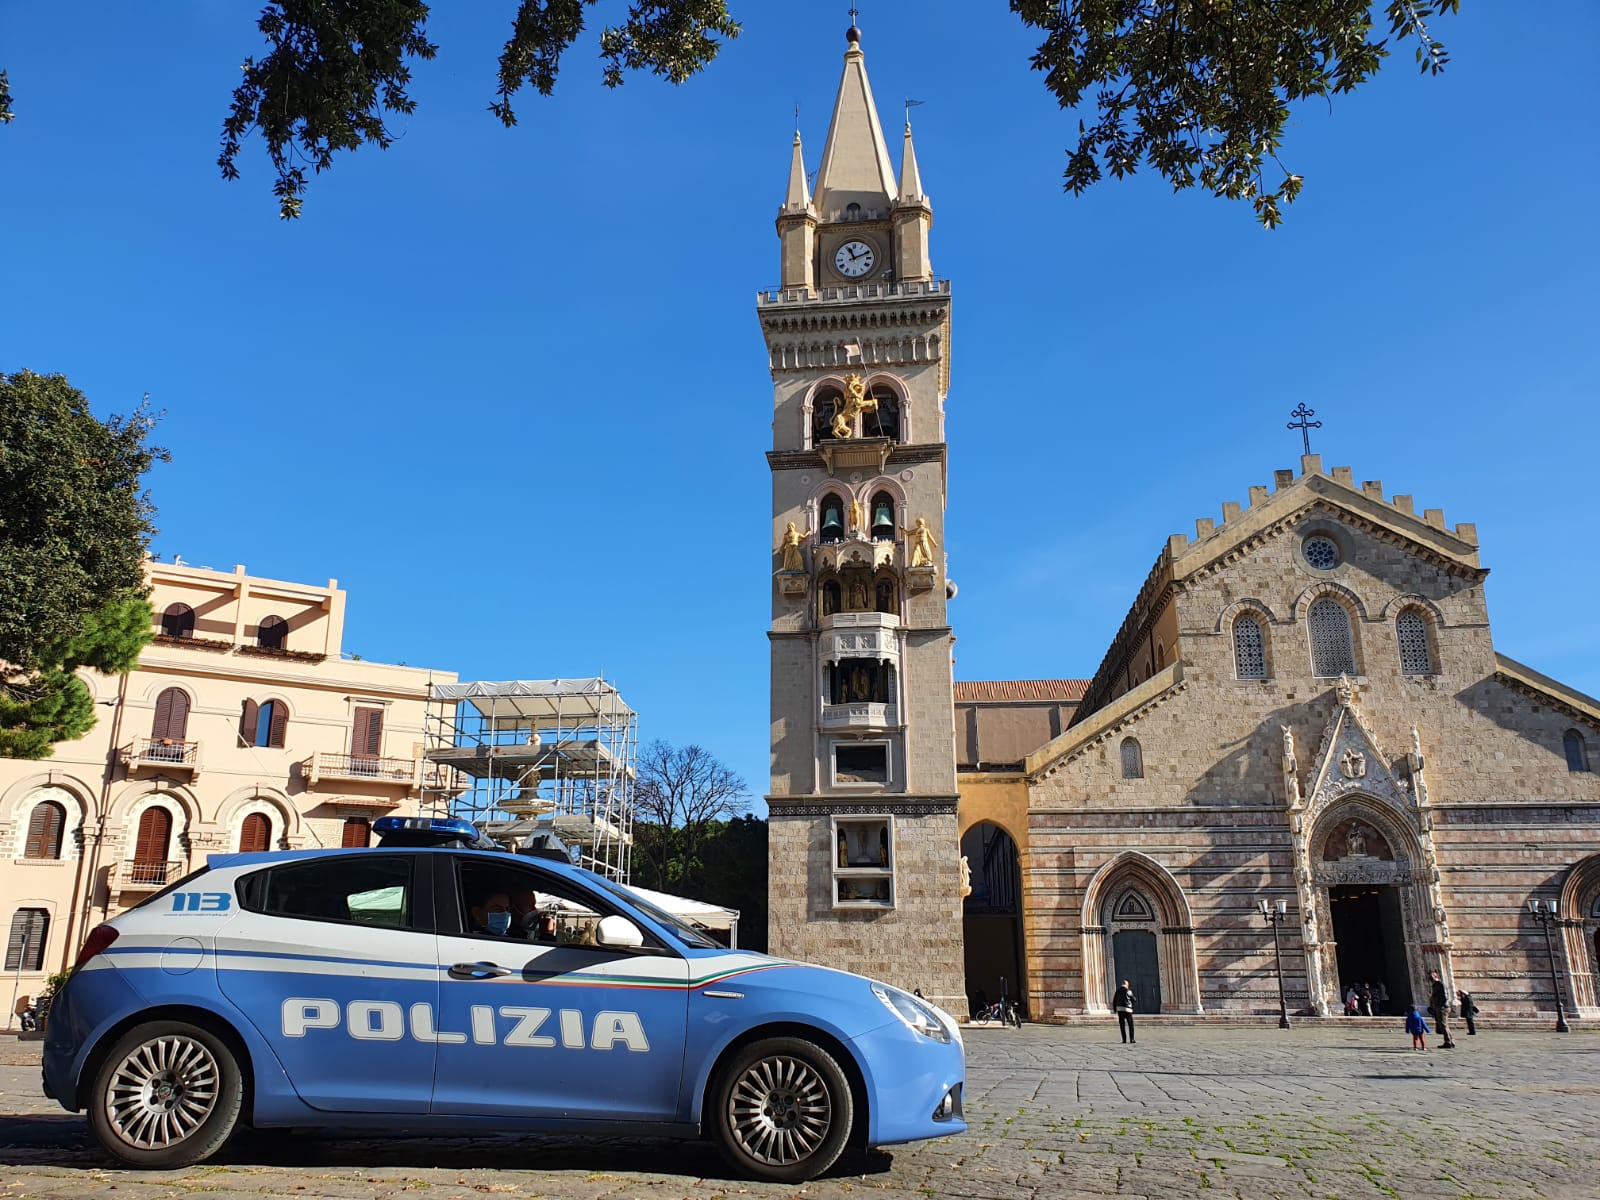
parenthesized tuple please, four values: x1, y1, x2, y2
(372, 816, 498, 850)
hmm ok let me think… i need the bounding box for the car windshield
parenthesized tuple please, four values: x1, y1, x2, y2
(593, 878, 722, 950)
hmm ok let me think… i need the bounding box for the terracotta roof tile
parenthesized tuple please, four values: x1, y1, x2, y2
(952, 679, 1090, 703)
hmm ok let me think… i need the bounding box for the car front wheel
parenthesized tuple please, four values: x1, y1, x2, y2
(710, 1036, 853, 1182)
(88, 1021, 244, 1168)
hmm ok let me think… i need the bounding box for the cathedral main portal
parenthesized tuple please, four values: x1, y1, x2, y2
(1328, 884, 1409, 1014)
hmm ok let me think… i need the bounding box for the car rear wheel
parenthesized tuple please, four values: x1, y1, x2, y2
(88, 1021, 243, 1168)
(710, 1036, 853, 1182)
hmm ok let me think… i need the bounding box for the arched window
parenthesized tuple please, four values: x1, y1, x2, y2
(1120, 737, 1144, 780)
(242, 699, 288, 748)
(239, 812, 271, 853)
(257, 615, 288, 650)
(23, 800, 66, 859)
(870, 490, 896, 541)
(149, 687, 190, 759)
(131, 807, 172, 883)
(845, 202, 862, 221)
(1396, 609, 1433, 675)
(160, 603, 194, 639)
(1308, 596, 1356, 678)
(1564, 730, 1589, 773)
(4, 909, 48, 972)
(818, 494, 846, 543)
(812, 386, 844, 445)
(1234, 615, 1267, 680)
(863, 386, 900, 440)
(1155, 642, 1166, 669)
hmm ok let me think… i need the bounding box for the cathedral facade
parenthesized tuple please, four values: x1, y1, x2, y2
(763, 26, 1600, 1024)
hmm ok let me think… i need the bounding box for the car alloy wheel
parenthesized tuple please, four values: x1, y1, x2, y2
(712, 1037, 852, 1182)
(90, 1021, 244, 1168)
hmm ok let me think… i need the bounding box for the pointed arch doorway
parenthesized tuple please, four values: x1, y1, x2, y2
(961, 822, 1026, 1016)
(1081, 853, 1202, 1014)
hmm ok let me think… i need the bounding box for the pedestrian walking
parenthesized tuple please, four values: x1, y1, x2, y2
(1359, 982, 1373, 1016)
(1428, 970, 1456, 1048)
(1344, 985, 1359, 1016)
(1112, 979, 1136, 1044)
(1405, 1006, 1430, 1051)
(1458, 989, 1479, 1036)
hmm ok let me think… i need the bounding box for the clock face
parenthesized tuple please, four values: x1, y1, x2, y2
(834, 240, 875, 278)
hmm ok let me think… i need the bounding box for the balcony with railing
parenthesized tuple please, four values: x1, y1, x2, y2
(122, 737, 202, 775)
(821, 702, 899, 731)
(112, 858, 185, 893)
(303, 751, 421, 789)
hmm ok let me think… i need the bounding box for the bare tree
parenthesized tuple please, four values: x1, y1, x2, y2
(633, 741, 749, 895)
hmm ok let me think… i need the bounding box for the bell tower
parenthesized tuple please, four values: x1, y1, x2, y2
(760, 23, 963, 1013)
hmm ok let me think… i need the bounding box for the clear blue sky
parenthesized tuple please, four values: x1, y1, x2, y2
(4, 3, 1597, 810)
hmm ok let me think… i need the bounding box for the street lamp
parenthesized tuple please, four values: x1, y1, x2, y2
(1258, 897, 1291, 1029)
(1526, 899, 1571, 1033)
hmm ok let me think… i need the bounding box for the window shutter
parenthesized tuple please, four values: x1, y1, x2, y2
(239, 813, 270, 853)
(240, 699, 259, 745)
(353, 707, 383, 758)
(341, 818, 371, 848)
(162, 603, 194, 639)
(24, 802, 65, 860)
(268, 701, 289, 748)
(4, 910, 49, 973)
(133, 808, 172, 864)
(152, 688, 190, 741)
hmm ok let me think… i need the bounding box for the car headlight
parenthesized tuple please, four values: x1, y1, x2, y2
(871, 983, 952, 1043)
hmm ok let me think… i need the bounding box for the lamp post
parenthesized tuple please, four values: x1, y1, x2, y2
(1526, 899, 1571, 1033)
(1259, 898, 1291, 1029)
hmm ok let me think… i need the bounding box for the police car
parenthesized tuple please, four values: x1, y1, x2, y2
(41, 817, 965, 1182)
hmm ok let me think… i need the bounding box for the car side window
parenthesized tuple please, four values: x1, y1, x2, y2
(239, 855, 414, 929)
(453, 858, 650, 951)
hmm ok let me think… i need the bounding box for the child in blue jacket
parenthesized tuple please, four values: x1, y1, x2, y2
(1405, 1006, 1430, 1050)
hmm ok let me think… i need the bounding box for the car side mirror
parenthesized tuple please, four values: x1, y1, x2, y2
(595, 915, 644, 949)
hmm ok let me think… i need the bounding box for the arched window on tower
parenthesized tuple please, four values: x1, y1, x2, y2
(1308, 596, 1357, 678)
(1395, 609, 1433, 675)
(1233, 615, 1267, 680)
(1564, 729, 1590, 773)
(863, 385, 901, 440)
(160, 603, 194, 639)
(257, 614, 288, 650)
(1120, 737, 1144, 780)
(870, 491, 896, 541)
(812, 386, 845, 445)
(818, 494, 846, 543)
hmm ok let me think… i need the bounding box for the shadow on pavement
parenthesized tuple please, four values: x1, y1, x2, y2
(0, 1113, 894, 1182)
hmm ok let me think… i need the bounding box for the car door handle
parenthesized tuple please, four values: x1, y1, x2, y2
(449, 961, 513, 980)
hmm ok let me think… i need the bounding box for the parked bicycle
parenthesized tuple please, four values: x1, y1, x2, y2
(971, 976, 1023, 1028)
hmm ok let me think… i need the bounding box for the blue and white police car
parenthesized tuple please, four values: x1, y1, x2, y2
(41, 817, 965, 1182)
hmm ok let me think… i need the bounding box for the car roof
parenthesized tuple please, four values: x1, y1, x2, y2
(205, 845, 601, 887)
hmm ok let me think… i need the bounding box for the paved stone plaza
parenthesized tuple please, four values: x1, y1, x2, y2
(0, 1023, 1595, 1199)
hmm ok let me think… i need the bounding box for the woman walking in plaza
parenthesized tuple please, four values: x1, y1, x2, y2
(1112, 980, 1136, 1044)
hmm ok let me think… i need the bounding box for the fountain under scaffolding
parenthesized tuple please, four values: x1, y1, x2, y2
(421, 677, 637, 882)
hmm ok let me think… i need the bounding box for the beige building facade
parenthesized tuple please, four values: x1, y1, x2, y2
(956, 460, 1600, 1022)
(1, 561, 454, 1005)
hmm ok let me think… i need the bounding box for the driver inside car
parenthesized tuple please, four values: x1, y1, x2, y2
(468, 890, 514, 936)
(509, 888, 557, 942)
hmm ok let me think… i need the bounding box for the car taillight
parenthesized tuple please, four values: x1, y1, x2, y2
(75, 924, 119, 968)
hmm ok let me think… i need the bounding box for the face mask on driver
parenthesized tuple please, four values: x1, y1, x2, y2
(485, 911, 513, 936)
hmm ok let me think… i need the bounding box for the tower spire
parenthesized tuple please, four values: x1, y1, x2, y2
(812, 24, 897, 221)
(782, 131, 812, 214)
(897, 120, 925, 205)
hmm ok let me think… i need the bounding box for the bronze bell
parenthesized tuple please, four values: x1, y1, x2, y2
(821, 508, 843, 534)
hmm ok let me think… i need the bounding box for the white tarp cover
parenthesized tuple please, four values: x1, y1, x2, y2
(430, 678, 635, 721)
(624, 884, 739, 931)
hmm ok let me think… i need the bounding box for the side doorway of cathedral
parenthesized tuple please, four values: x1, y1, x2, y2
(961, 822, 1026, 1017)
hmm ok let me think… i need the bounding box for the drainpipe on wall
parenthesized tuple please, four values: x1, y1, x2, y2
(61, 670, 130, 970)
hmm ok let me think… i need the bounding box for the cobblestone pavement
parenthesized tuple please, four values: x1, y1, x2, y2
(0, 1023, 1596, 1199)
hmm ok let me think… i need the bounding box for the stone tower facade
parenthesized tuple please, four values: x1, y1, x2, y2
(760, 25, 964, 1013)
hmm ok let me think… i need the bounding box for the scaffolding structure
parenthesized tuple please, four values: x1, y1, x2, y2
(421, 678, 637, 882)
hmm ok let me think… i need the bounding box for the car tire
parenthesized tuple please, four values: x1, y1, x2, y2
(710, 1036, 853, 1183)
(88, 1020, 244, 1169)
